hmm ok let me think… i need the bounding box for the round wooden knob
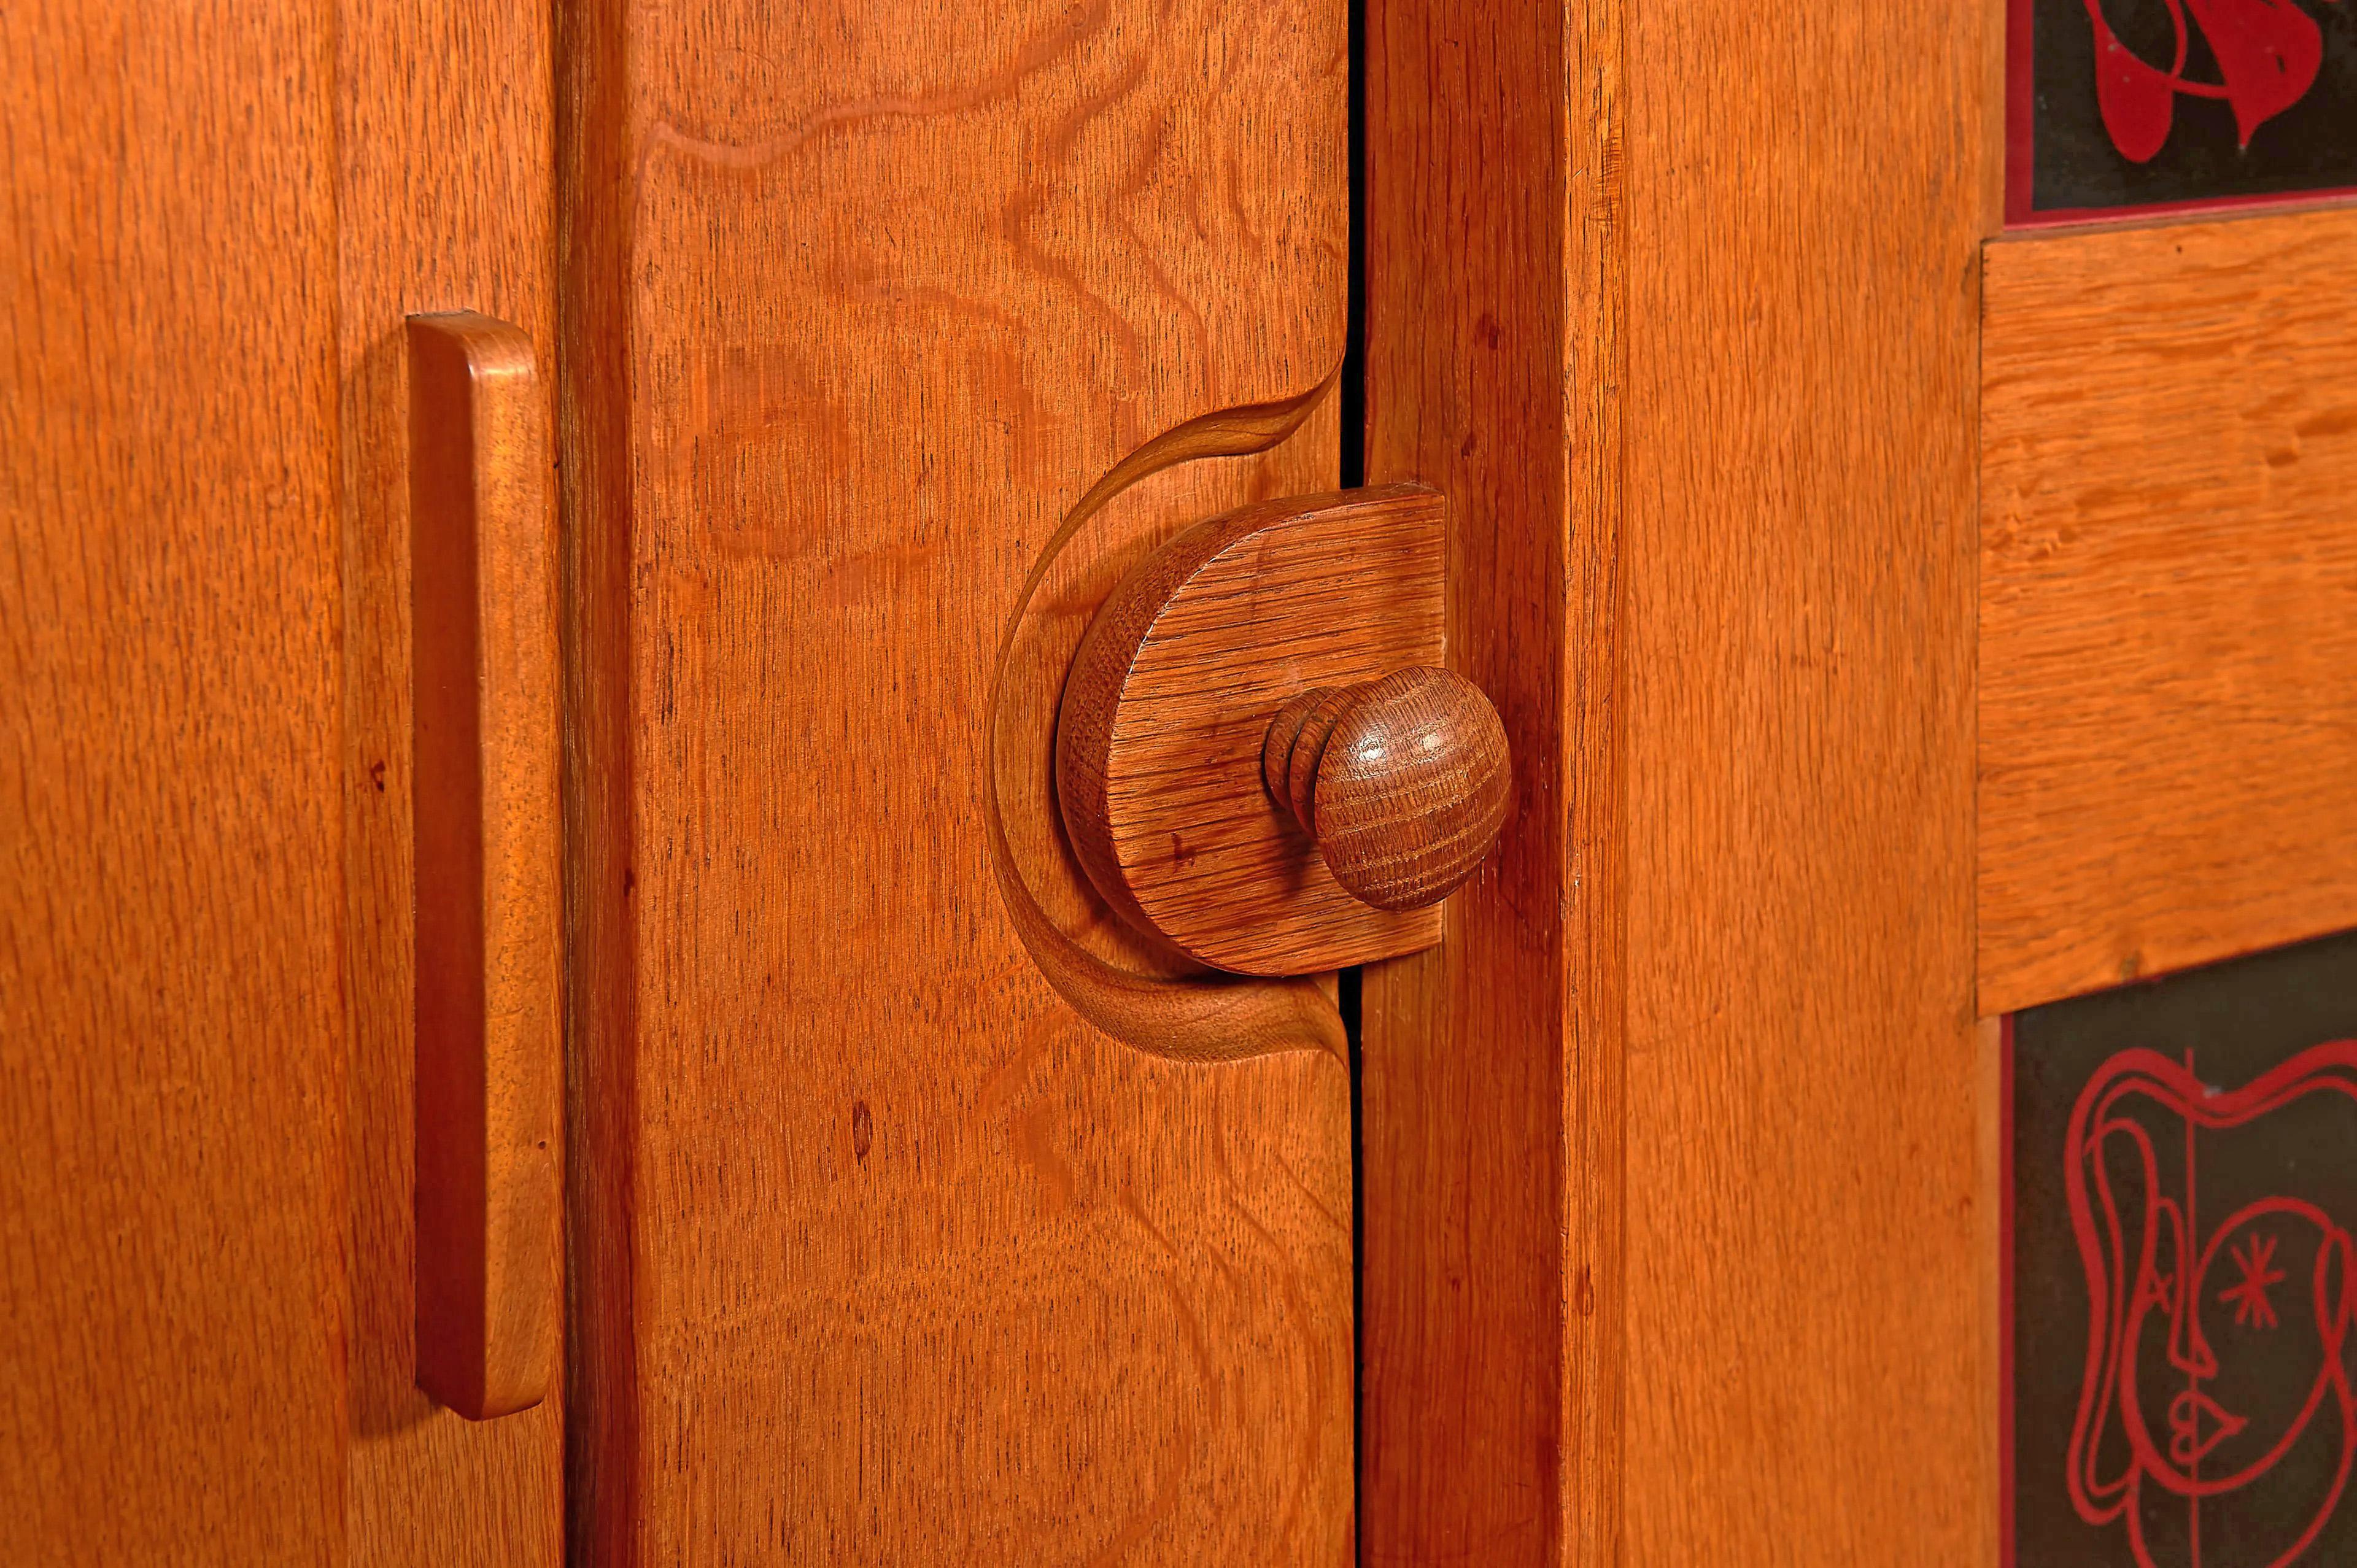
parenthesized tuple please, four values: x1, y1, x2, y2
(1260, 667, 1511, 912)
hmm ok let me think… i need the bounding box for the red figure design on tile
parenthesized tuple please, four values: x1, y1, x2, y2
(2080, 0, 2346, 160)
(2066, 1040, 2357, 1566)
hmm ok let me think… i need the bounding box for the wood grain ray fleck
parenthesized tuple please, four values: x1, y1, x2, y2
(2, 2, 349, 1558)
(1053, 483, 1450, 977)
(1980, 207, 2357, 1015)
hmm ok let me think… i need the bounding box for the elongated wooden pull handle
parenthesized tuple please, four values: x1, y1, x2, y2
(1261, 666, 1511, 913)
(408, 311, 560, 1421)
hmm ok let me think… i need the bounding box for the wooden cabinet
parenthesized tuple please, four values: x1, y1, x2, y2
(8, 0, 2354, 1562)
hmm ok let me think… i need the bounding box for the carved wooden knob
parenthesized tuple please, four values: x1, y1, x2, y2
(1260, 667, 1511, 913)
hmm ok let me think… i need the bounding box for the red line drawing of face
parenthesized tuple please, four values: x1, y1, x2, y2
(2066, 1041, 2357, 1567)
(2078, 0, 2345, 161)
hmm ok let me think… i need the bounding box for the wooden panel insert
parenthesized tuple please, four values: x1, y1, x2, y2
(1981, 206, 2357, 1016)
(408, 312, 561, 1423)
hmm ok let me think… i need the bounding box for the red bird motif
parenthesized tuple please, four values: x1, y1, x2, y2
(2080, 0, 2346, 161)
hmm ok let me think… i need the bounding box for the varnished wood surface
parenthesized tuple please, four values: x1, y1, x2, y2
(1365, 0, 1992, 1559)
(1056, 485, 1445, 975)
(1264, 668, 1510, 913)
(1, 3, 350, 1558)
(1361, 0, 1617, 1558)
(338, 0, 565, 1553)
(1, 0, 559, 1555)
(1980, 206, 2357, 1016)
(9, 1, 564, 1557)
(407, 314, 562, 1422)
(560, 2, 1352, 1560)
(1615, 0, 1990, 1553)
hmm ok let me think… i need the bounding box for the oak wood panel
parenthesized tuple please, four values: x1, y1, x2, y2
(407, 313, 562, 1423)
(0, 2, 350, 1559)
(336, 0, 565, 1553)
(1366, 0, 1992, 1559)
(1361, 0, 1613, 1558)
(1617, 0, 1990, 1557)
(561, 3, 1351, 1561)
(1980, 207, 2357, 1017)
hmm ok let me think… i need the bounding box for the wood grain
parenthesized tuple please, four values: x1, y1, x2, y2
(1056, 484, 1446, 975)
(1364, 0, 1993, 1558)
(1264, 667, 1510, 914)
(4, 1, 561, 1557)
(1980, 206, 2357, 1016)
(337, 0, 565, 1552)
(407, 313, 562, 1423)
(1, 2, 349, 1559)
(1616, 0, 1990, 1553)
(559, 2, 1352, 1560)
(1361, 0, 1617, 1557)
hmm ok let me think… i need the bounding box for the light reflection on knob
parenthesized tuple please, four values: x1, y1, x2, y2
(1260, 666, 1511, 912)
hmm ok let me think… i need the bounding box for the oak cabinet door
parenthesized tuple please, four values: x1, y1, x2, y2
(556, 3, 1353, 1562)
(4, 3, 560, 1562)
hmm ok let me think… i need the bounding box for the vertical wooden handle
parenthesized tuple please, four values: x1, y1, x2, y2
(408, 311, 561, 1421)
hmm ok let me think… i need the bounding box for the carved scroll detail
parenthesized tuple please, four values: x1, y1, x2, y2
(983, 374, 1347, 1063)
